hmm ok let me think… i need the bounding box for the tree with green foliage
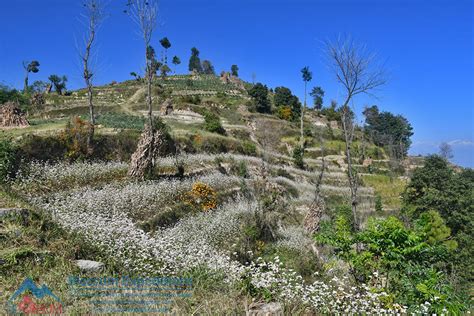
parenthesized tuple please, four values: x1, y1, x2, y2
(0, 85, 28, 105)
(159, 37, 171, 64)
(48, 75, 67, 95)
(300, 66, 312, 148)
(130, 72, 141, 81)
(248, 83, 271, 113)
(273, 86, 301, 120)
(22, 60, 40, 92)
(402, 155, 474, 294)
(160, 64, 171, 78)
(146, 45, 162, 77)
(316, 215, 465, 314)
(201, 60, 215, 75)
(309, 86, 324, 110)
(172, 55, 181, 73)
(188, 47, 202, 73)
(231, 64, 239, 77)
(363, 105, 413, 158)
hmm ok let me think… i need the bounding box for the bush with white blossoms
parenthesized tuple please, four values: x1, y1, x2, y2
(13, 161, 128, 193)
(246, 257, 408, 314)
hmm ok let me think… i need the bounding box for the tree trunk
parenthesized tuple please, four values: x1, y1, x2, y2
(23, 73, 29, 93)
(341, 109, 359, 231)
(300, 82, 306, 149)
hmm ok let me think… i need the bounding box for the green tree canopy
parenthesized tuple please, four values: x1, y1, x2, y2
(248, 83, 271, 113)
(48, 75, 68, 95)
(363, 105, 413, 158)
(274, 86, 301, 119)
(188, 47, 202, 73)
(309, 86, 324, 109)
(231, 64, 239, 77)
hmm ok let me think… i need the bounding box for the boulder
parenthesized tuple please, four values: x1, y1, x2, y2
(247, 302, 283, 316)
(76, 260, 104, 272)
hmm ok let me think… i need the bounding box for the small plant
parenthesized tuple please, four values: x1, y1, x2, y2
(292, 146, 304, 169)
(230, 159, 248, 178)
(375, 194, 383, 212)
(183, 182, 218, 211)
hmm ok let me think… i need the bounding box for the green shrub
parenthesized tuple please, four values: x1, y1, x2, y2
(375, 194, 383, 212)
(293, 146, 304, 169)
(242, 141, 257, 156)
(230, 159, 248, 178)
(204, 112, 226, 135)
(0, 139, 18, 182)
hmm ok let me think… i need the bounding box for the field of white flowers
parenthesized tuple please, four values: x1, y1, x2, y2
(9, 156, 431, 314)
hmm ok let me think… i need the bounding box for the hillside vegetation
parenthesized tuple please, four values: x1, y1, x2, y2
(1, 72, 472, 314)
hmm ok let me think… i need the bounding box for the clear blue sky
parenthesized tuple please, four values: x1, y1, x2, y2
(1, 0, 473, 167)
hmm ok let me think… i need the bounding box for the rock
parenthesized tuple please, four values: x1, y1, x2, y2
(329, 120, 339, 129)
(247, 302, 283, 316)
(76, 260, 104, 272)
(0, 208, 29, 217)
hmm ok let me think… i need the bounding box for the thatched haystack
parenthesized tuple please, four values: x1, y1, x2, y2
(128, 124, 166, 179)
(0, 101, 29, 128)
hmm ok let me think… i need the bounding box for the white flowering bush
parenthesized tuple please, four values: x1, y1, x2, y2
(13, 161, 128, 194)
(245, 257, 408, 314)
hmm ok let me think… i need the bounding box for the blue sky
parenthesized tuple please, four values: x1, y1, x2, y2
(1, 0, 473, 166)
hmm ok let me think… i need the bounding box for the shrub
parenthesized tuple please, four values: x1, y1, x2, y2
(277, 106, 292, 121)
(0, 139, 18, 182)
(230, 159, 248, 178)
(375, 194, 383, 212)
(183, 182, 218, 211)
(292, 146, 304, 169)
(59, 116, 92, 161)
(204, 112, 226, 135)
(242, 141, 257, 156)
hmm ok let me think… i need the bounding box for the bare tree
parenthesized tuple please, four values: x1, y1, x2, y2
(439, 142, 454, 160)
(79, 0, 105, 148)
(127, 0, 161, 178)
(127, 0, 158, 129)
(326, 36, 386, 231)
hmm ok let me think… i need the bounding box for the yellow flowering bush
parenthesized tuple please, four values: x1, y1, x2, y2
(183, 182, 217, 211)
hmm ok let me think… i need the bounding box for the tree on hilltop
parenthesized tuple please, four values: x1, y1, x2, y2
(23, 60, 40, 92)
(231, 64, 239, 77)
(188, 47, 202, 73)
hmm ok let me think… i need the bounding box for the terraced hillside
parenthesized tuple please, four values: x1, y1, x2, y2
(1, 76, 419, 314)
